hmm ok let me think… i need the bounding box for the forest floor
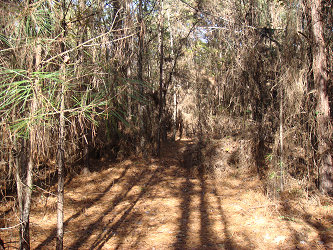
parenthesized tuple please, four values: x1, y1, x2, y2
(1, 138, 333, 249)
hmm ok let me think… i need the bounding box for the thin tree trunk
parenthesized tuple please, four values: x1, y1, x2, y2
(173, 90, 177, 140)
(13, 137, 24, 246)
(16, 146, 32, 250)
(57, 4, 67, 248)
(279, 86, 284, 192)
(79, 0, 91, 175)
(137, 0, 143, 88)
(20, 149, 33, 250)
(56, 64, 65, 250)
(137, 0, 146, 153)
(157, 0, 164, 156)
(14, 139, 30, 250)
(196, 68, 203, 141)
(309, 0, 333, 195)
(16, 38, 42, 250)
(167, 10, 177, 141)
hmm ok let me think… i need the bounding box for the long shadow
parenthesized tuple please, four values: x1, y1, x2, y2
(174, 140, 256, 249)
(212, 167, 253, 249)
(68, 166, 154, 249)
(212, 182, 238, 249)
(199, 165, 216, 248)
(278, 200, 305, 248)
(35, 163, 131, 249)
(279, 199, 333, 248)
(214, 185, 237, 249)
(94, 167, 162, 250)
(173, 167, 192, 250)
(111, 153, 184, 249)
(172, 140, 197, 250)
(174, 141, 222, 249)
(304, 214, 333, 247)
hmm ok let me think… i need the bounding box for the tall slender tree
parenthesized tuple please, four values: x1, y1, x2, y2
(56, 2, 67, 249)
(157, 0, 164, 156)
(306, 0, 333, 195)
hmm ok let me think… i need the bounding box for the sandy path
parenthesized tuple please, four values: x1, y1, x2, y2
(2, 139, 332, 249)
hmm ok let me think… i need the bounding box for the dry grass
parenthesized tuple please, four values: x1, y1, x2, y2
(1, 138, 333, 249)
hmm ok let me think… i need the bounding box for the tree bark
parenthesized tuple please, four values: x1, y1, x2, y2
(20, 150, 33, 250)
(56, 63, 65, 250)
(57, 3, 67, 248)
(137, 0, 147, 154)
(167, 10, 177, 141)
(308, 0, 333, 195)
(15, 139, 31, 250)
(279, 86, 284, 192)
(157, 0, 164, 156)
(16, 38, 42, 250)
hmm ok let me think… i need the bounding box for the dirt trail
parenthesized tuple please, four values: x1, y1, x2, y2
(2, 139, 333, 249)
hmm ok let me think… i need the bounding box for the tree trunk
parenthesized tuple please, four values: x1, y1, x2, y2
(279, 86, 284, 192)
(308, 0, 333, 195)
(56, 63, 65, 250)
(16, 38, 42, 250)
(57, 4, 67, 248)
(157, 0, 164, 156)
(15, 139, 31, 250)
(167, 10, 177, 141)
(137, 0, 147, 154)
(20, 150, 33, 250)
(14, 138, 24, 247)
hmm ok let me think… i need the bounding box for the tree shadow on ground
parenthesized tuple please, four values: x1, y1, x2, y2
(87, 167, 162, 250)
(173, 167, 192, 249)
(174, 141, 253, 249)
(35, 163, 131, 249)
(279, 197, 333, 249)
(32, 139, 321, 249)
